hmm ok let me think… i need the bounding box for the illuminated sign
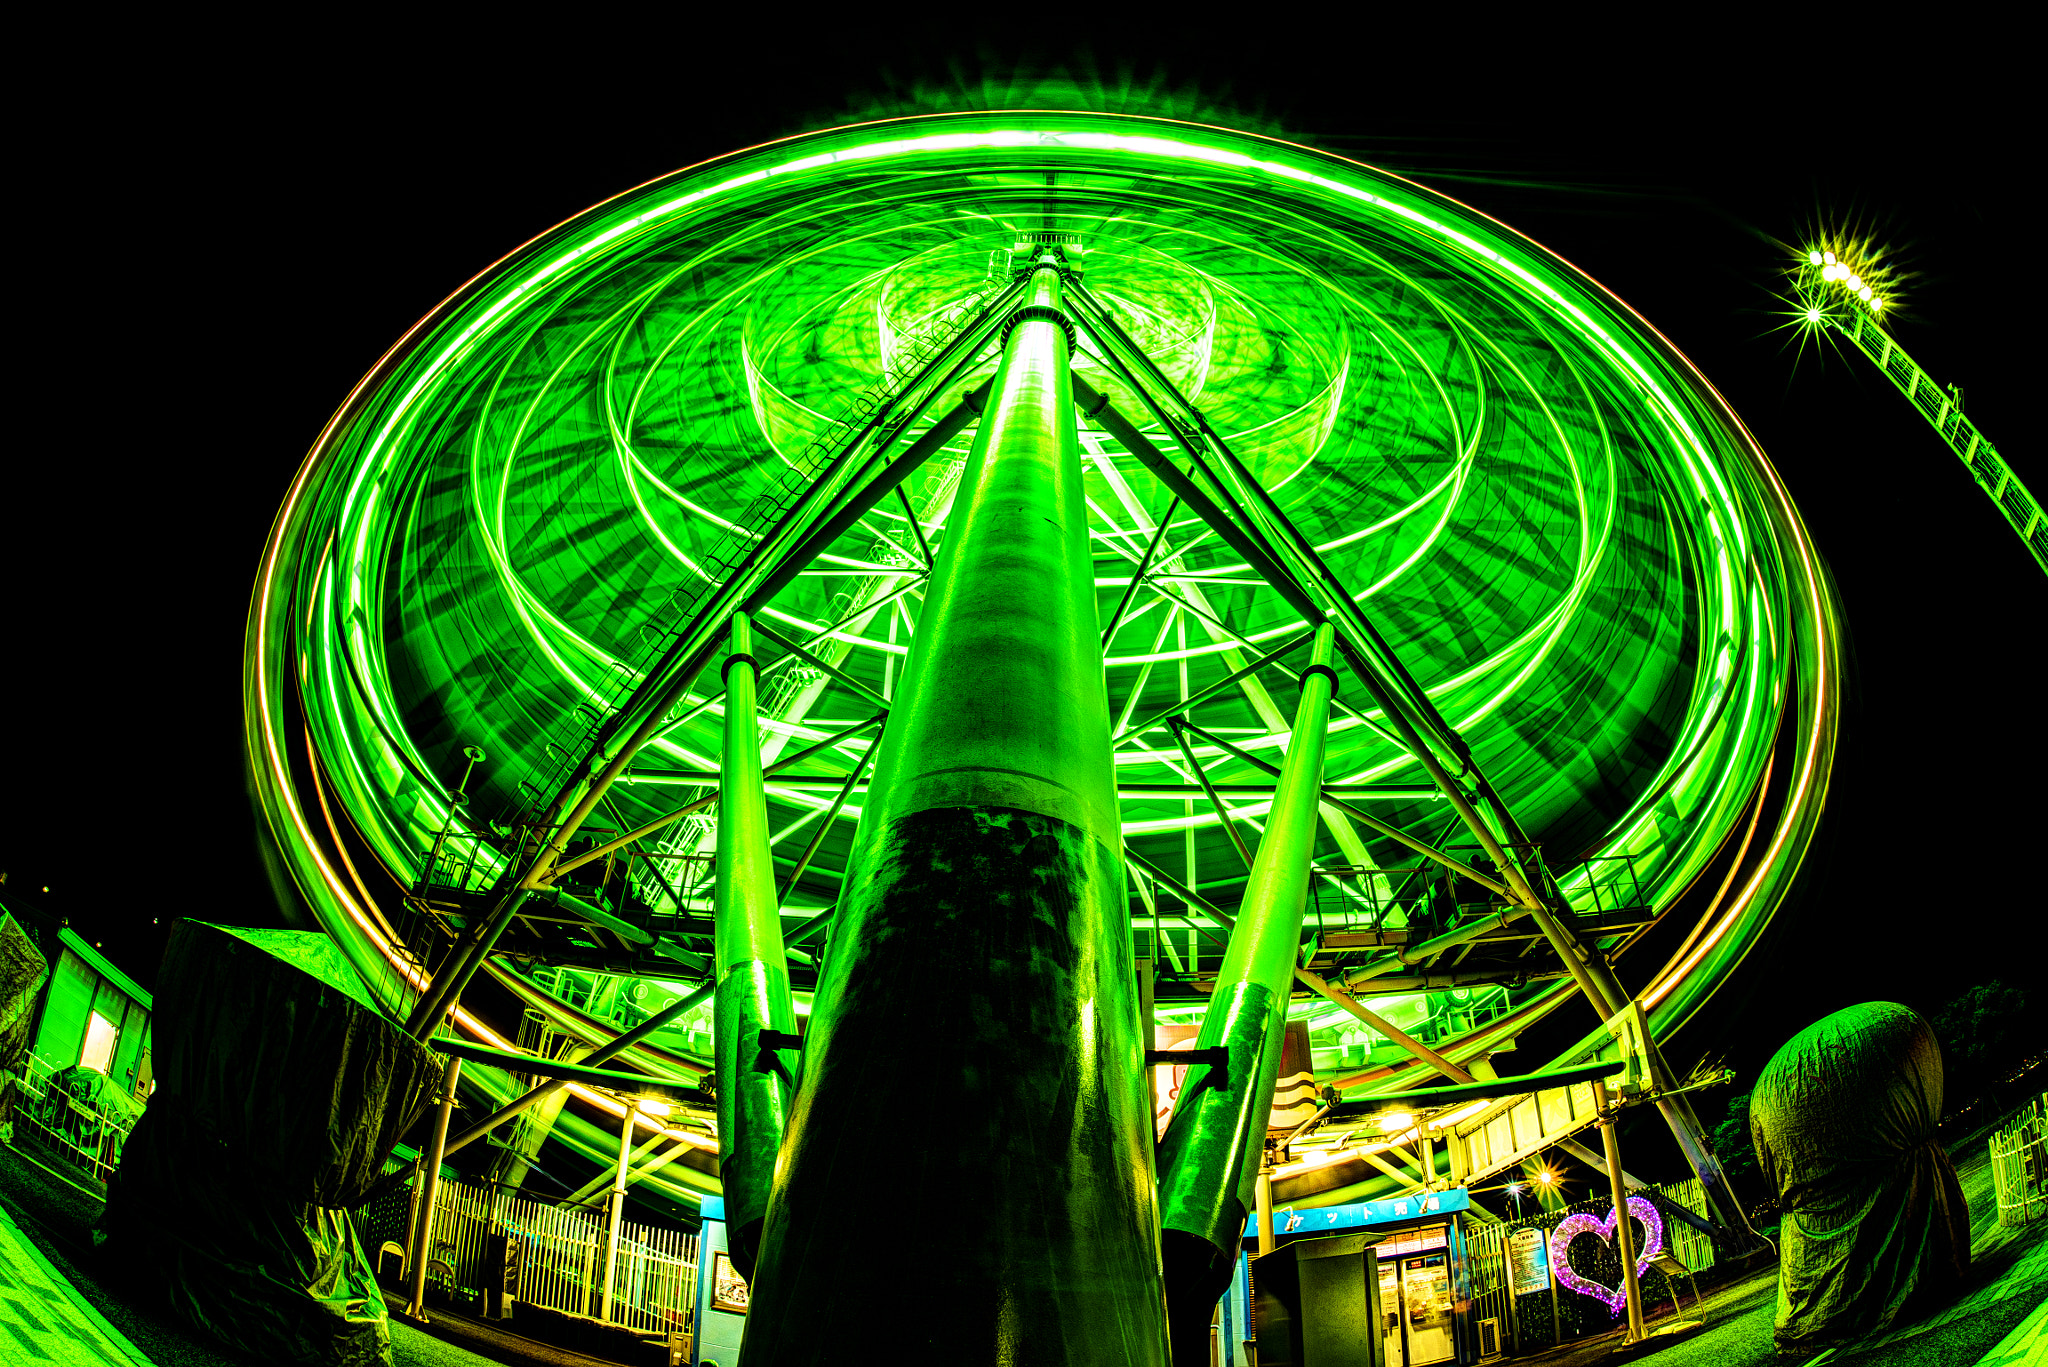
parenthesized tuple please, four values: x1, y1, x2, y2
(1252, 1188, 1472, 1236)
(1548, 1196, 1664, 1314)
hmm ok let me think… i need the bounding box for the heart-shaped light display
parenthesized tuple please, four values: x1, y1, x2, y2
(1548, 1196, 1664, 1314)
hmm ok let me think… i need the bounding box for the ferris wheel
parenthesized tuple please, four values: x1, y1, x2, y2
(246, 111, 1840, 1358)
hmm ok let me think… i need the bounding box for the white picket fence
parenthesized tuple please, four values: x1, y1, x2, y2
(418, 1178, 698, 1334)
(1990, 1094, 2047, 1229)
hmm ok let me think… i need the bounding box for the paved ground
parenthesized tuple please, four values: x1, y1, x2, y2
(1509, 1120, 2048, 1367)
(2, 1105, 2042, 1366)
(0, 1137, 503, 1367)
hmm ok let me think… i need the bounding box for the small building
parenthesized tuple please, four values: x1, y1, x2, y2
(9, 907, 155, 1097)
(1237, 1189, 1482, 1367)
(0, 894, 154, 1182)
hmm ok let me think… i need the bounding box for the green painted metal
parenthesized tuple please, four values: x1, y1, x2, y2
(745, 256, 1167, 1362)
(1154, 625, 1335, 1352)
(1797, 259, 2044, 575)
(711, 611, 799, 1277)
(244, 110, 1842, 1216)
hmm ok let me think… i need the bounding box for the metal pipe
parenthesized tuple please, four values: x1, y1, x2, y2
(893, 483, 934, 567)
(1102, 496, 1181, 649)
(485, 1043, 585, 1195)
(745, 255, 1167, 1363)
(751, 620, 892, 713)
(1178, 721, 1515, 899)
(1117, 851, 1481, 1094)
(739, 384, 994, 618)
(1119, 628, 1318, 740)
(599, 1101, 637, 1324)
(438, 979, 715, 1159)
(1071, 292, 1547, 912)
(565, 1130, 705, 1208)
(774, 726, 878, 905)
(1290, 967, 1471, 1085)
(403, 294, 1012, 1039)
(712, 612, 801, 1279)
(1070, 375, 1325, 628)
(1169, 718, 1255, 871)
(1596, 1079, 1647, 1342)
(1255, 1161, 1276, 1256)
(1155, 624, 1335, 1355)
(406, 1057, 461, 1320)
(550, 714, 885, 879)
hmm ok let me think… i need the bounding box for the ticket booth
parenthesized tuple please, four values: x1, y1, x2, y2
(1241, 1189, 1478, 1367)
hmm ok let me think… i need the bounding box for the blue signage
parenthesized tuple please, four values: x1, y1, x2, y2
(1247, 1188, 1470, 1237)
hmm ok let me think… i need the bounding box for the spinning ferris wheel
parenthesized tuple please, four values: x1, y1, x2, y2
(246, 111, 1841, 1359)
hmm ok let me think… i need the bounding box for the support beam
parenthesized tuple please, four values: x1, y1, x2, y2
(405, 1058, 460, 1320)
(711, 612, 801, 1280)
(438, 979, 717, 1161)
(1155, 624, 1335, 1364)
(774, 732, 877, 905)
(1291, 967, 1470, 1086)
(1119, 853, 1481, 1094)
(1168, 719, 1255, 871)
(1178, 722, 1514, 899)
(1102, 497, 1181, 648)
(745, 254, 1167, 1365)
(550, 715, 885, 880)
(1119, 629, 1317, 740)
(751, 620, 893, 713)
(400, 285, 1014, 1039)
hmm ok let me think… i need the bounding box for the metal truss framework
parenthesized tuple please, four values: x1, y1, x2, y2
(1794, 257, 2045, 576)
(246, 112, 1839, 1229)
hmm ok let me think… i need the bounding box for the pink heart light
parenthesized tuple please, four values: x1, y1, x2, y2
(1548, 1196, 1665, 1314)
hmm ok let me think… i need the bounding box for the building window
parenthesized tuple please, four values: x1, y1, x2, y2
(81, 1011, 119, 1074)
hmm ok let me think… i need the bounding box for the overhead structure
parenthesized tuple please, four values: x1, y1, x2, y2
(246, 110, 1842, 1343)
(1793, 246, 2045, 575)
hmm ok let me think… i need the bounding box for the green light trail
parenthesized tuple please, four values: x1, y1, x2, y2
(246, 112, 1840, 1207)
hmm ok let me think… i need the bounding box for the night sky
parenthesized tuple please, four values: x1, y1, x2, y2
(7, 25, 2036, 1182)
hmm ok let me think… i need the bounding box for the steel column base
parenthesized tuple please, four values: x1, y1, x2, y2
(746, 803, 1165, 1364)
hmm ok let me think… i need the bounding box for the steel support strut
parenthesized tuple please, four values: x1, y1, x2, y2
(711, 611, 799, 1279)
(1070, 282, 1761, 1248)
(745, 255, 1167, 1365)
(1154, 625, 1336, 1365)
(399, 279, 1018, 1040)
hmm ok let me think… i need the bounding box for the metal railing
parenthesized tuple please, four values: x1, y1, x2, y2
(398, 1176, 700, 1334)
(5, 1054, 147, 1186)
(1991, 1093, 2047, 1228)
(1839, 309, 2047, 575)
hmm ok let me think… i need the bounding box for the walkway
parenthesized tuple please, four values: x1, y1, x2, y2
(0, 1200, 150, 1366)
(0, 1137, 505, 1367)
(1504, 1114, 2048, 1367)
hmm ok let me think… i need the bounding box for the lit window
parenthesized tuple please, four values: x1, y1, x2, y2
(81, 1011, 118, 1074)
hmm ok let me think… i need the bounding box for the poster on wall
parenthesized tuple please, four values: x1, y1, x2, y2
(1267, 1019, 1319, 1132)
(1507, 1226, 1551, 1296)
(710, 1250, 750, 1314)
(1152, 1023, 1202, 1139)
(1152, 1019, 1320, 1137)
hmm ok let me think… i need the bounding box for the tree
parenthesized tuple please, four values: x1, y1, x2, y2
(1928, 981, 2030, 1079)
(1710, 1090, 1761, 1198)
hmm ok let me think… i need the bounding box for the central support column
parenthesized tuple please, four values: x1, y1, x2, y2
(745, 256, 1166, 1364)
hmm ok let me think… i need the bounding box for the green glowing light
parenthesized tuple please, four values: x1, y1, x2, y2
(246, 111, 1840, 1199)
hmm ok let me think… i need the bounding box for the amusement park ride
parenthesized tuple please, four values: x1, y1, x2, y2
(1791, 245, 2043, 575)
(246, 111, 1861, 1359)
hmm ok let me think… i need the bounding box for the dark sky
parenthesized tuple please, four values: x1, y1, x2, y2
(7, 24, 2037, 1171)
